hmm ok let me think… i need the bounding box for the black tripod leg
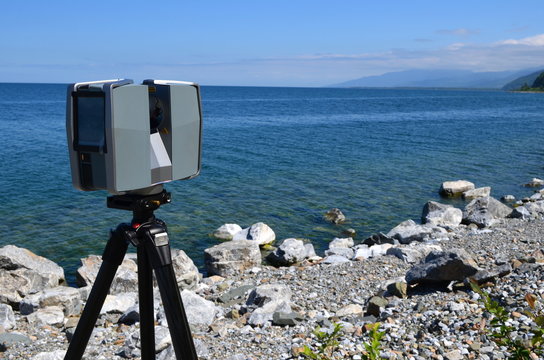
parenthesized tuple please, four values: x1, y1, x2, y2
(137, 244, 156, 359)
(64, 224, 130, 360)
(144, 231, 198, 360)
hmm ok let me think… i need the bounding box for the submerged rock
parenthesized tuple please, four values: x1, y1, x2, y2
(324, 208, 346, 224)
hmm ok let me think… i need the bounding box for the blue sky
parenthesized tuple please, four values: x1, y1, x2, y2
(1, 1, 544, 86)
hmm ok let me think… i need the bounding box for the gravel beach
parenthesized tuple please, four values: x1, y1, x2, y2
(1, 191, 543, 359)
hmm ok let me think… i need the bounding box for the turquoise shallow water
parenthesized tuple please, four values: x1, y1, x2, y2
(0, 84, 543, 284)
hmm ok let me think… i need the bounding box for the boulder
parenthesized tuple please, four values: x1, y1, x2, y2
(0, 303, 15, 330)
(181, 290, 219, 327)
(100, 293, 137, 315)
(386, 220, 448, 244)
(523, 178, 544, 187)
(323, 208, 346, 224)
(232, 222, 276, 246)
(462, 196, 513, 228)
(76, 255, 138, 294)
(26, 306, 65, 327)
(246, 284, 292, 326)
(462, 187, 491, 200)
(353, 243, 393, 260)
(439, 180, 475, 197)
(509, 206, 532, 220)
(405, 249, 479, 285)
(328, 237, 354, 248)
(421, 201, 462, 227)
(523, 201, 544, 217)
(31, 350, 66, 360)
(362, 233, 395, 246)
(204, 240, 261, 277)
(386, 244, 442, 264)
(266, 238, 314, 266)
(20, 286, 82, 316)
(212, 224, 243, 241)
(0, 245, 65, 305)
(171, 249, 200, 290)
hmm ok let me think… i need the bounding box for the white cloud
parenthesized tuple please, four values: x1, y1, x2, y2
(498, 34, 544, 46)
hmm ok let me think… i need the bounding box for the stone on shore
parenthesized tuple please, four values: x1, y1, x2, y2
(362, 232, 395, 246)
(31, 350, 66, 360)
(0, 303, 15, 329)
(204, 240, 261, 277)
(26, 306, 65, 327)
(266, 238, 315, 266)
(180, 289, 220, 327)
(0, 245, 65, 305)
(439, 180, 475, 197)
(405, 249, 479, 285)
(246, 284, 292, 326)
(462, 186, 491, 200)
(462, 196, 513, 228)
(20, 286, 82, 316)
(421, 201, 462, 227)
(323, 208, 346, 224)
(386, 220, 448, 244)
(76, 255, 138, 293)
(232, 222, 276, 246)
(353, 243, 393, 260)
(171, 249, 200, 290)
(386, 243, 442, 264)
(212, 224, 243, 241)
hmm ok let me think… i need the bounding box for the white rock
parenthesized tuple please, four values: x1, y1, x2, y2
(440, 180, 475, 197)
(329, 237, 354, 248)
(31, 350, 66, 360)
(335, 304, 363, 317)
(463, 187, 491, 200)
(212, 224, 243, 241)
(27, 306, 65, 327)
(181, 289, 220, 327)
(100, 293, 137, 314)
(0, 303, 15, 329)
(232, 222, 276, 246)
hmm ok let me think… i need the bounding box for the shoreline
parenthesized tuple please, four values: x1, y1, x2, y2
(0, 181, 543, 359)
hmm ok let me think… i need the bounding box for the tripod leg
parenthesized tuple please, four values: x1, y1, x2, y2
(143, 229, 198, 360)
(137, 244, 156, 359)
(64, 224, 130, 360)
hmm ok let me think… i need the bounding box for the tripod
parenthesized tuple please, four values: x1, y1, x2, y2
(64, 186, 198, 360)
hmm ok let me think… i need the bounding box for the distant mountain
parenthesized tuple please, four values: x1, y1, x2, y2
(501, 69, 544, 90)
(331, 68, 543, 89)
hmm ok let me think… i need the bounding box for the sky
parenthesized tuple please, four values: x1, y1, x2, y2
(1, 1, 544, 87)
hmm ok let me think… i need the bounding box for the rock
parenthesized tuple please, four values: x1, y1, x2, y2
(335, 304, 363, 317)
(462, 196, 513, 228)
(328, 237, 354, 248)
(26, 306, 65, 327)
(76, 254, 138, 294)
(154, 325, 172, 352)
(439, 180, 475, 197)
(218, 285, 255, 304)
(523, 201, 544, 217)
(119, 304, 140, 325)
(366, 296, 388, 317)
(501, 195, 516, 202)
(267, 238, 313, 266)
(353, 244, 393, 260)
(180, 289, 220, 327)
(272, 311, 302, 326)
(463, 186, 491, 200)
(31, 351, 66, 360)
(100, 293, 137, 315)
(386, 244, 442, 264)
(212, 224, 243, 241)
(204, 240, 261, 277)
(247, 284, 292, 326)
(324, 208, 346, 224)
(325, 247, 354, 259)
(171, 249, 200, 290)
(322, 255, 351, 264)
(20, 286, 82, 316)
(509, 206, 532, 220)
(342, 228, 357, 237)
(523, 178, 544, 187)
(386, 220, 447, 244)
(0, 304, 15, 330)
(0, 332, 32, 352)
(386, 281, 408, 298)
(232, 222, 276, 246)
(421, 201, 462, 227)
(0, 245, 65, 305)
(444, 349, 463, 360)
(405, 249, 479, 285)
(362, 232, 395, 246)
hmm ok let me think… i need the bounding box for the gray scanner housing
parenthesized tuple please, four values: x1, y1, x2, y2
(66, 79, 202, 194)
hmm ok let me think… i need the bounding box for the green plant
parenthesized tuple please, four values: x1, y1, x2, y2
(362, 322, 385, 360)
(301, 323, 343, 360)
(470, 281, 544, 359)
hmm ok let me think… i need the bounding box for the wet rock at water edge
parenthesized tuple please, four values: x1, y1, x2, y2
(266, 238, 316, 266)
(462, 186, 491, 200)
(212, 223, 243, 241)
(232, 222, 276, 246)
(439, 180, 475, 197)
(462, 196, 513, 228)
(421, 201, 462, 228)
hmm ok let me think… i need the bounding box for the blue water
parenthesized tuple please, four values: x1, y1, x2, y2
(1, 84, 543, 284)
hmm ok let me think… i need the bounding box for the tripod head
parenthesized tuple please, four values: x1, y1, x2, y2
(107, 185, 171, 223)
